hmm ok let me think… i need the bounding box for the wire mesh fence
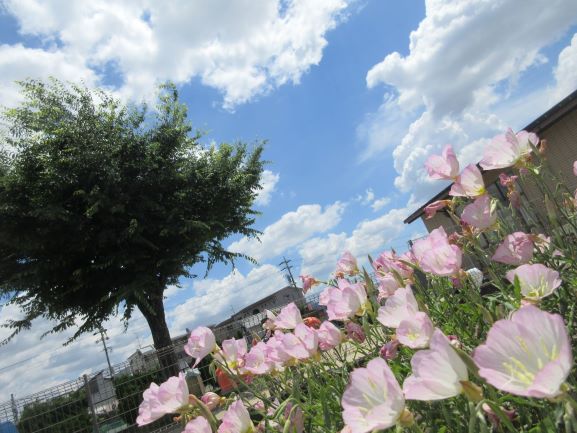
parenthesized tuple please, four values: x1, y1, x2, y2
(0, 293, 324, 433)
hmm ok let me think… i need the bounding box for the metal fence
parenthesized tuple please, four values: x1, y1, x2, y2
(0, 294, 325, 433)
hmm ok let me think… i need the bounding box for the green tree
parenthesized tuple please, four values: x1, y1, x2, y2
(17, 389, 91, 433)
(0, 79, 265, 371)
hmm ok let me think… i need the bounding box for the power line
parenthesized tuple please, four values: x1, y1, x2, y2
(278, 256, 297, 287)
(94, 327, 114, 378)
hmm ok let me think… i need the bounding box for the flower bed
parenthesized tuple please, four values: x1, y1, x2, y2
(136, 129, 577, 432)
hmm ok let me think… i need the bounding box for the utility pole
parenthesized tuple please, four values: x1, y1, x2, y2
(279, 256, 297, 287)
(95, 327, 114, 378)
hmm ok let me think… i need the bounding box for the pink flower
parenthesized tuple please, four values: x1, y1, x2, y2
(574, 161, 577, 177)
(492, 232, 534, 265)
(377, 273, 401, 300)
(185, 417, 212, 433)
(506, 263, 561, 300)
(480, 128, 539, 170)
(319, 279, 368, 321)
(377, 286, 419, 328)
(279, 332, 310, 361)
(379, 340, 400, 360)
(412, 227, 462, 276)
(424, 145, 460, 180)
(450, 164, 485, 198)
(273, 303, 303, 330)
(218, 400, 254, 433)
(336, 251, 359, 277)
(218, 338, 248, 370)
(345, 322, 366, 343)
(299, 275, 318, 293)
(403, 330, 469, 400)
(317, 321, 342, 351)
(460, 195, 496, 230)
(396, 312, 434, 349)
(373, 250, 413, 280)
(200, 392, 221, 411)
(342, 358, 405, 433)
(294, 322, 319, 357)
(473, 305, 572, 398)
(265, 331, 291, 367)
(136, 373, 189, 426)
(184, 327, 216, 367)
(424, 200, 451, 219)
(244, 342, 274, 375)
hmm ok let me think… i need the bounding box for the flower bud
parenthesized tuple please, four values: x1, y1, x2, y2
(447, 335, 462, 349)
(345, 322, 365, 343)
(482, 403, 517, 428)
(379, 339, 400, 360)
(200, 392, 221, 411)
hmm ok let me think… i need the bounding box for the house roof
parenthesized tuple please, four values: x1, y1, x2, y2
(215, 285, 302, 326)
(403, 88, 577, 225)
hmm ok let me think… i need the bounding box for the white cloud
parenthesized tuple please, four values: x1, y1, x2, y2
(229, 201, 345, 262)
(362, 0, 577, 205)
(0, 303, 152, 398)
(353, 188, 391, 212)
(371, 196, 391, 211)
(169, 264, 286, 332)
(1, 0, 349, 109)
(554, 33, 577, 101)
(356, 94, 417, 161)
(355, 188, 375, 205)
(298, 206, 409, 280)
(163, 284, 182, 299)
(254, 170, 280, 206)
(0, 44, 99, 108)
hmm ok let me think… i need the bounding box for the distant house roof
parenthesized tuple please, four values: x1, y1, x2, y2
(403, 88, 577, 225)
(233, 285, 301, 317)
(215, 285, 302, 327)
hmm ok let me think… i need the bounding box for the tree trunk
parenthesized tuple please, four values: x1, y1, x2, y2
(137, 290, 179, 380)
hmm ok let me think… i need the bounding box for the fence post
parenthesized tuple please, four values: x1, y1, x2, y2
(83, 374, 100, 433)
(10, 393, 18, 422)
(195, 373, 206, 395)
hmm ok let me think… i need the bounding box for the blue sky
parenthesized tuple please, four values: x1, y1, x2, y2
(1, 0, 577, 396)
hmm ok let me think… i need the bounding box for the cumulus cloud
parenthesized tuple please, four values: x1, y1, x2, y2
(0, 44, 99, 108)
(1, 0, 349, 109)
(298, 206, 408, 279)
(254, 170, 280, 206)
(370, 196, 391, 211)
(0, 303, 152, 398)
(554, 33, 577, 101)
(228, 201, 345, 262)
(169, 264, 286, 332)
(362, 0, 577, 204)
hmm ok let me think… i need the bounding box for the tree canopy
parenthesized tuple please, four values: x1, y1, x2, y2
(0, 79, 265, 353)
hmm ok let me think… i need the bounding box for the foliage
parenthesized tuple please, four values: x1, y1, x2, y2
(17, 389, 91, 433)
(112, 370, 165, 429)
(0, 78, 266, 350)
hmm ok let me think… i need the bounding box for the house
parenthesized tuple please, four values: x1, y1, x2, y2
(126, 332, 192, 374)
(87, 371, 117, 414)
(212, 286, 305, 342)
(404, 89, 577, 251)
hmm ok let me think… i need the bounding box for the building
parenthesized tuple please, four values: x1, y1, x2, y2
(87, 371, 117, 414)
(212, 285, 305, 342)
(126, 332, 192, 374)
(404, 89, 577, 251)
